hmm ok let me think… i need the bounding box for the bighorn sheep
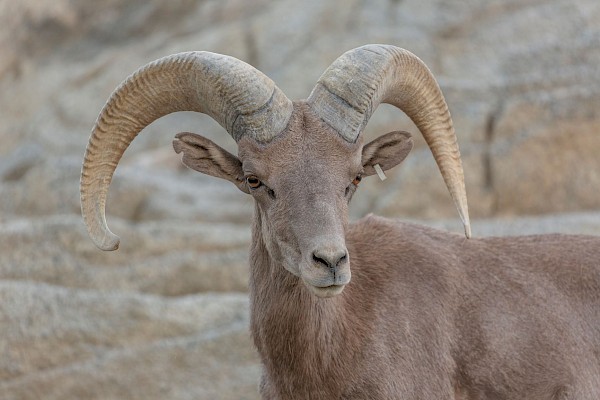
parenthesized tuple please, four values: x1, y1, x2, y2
(81, 44, 600, 399)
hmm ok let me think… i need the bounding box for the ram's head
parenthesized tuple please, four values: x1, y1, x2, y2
(81, 45, 470, 298)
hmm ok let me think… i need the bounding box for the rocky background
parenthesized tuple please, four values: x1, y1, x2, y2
(1, 0, 599, 398)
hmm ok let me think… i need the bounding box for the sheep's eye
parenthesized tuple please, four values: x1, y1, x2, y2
(352, 175, 362, 186)
(247, 176, 262, 189)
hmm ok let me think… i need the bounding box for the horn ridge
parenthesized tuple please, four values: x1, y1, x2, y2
(308, 44, 471, 237)
(81, 51, 292, 250)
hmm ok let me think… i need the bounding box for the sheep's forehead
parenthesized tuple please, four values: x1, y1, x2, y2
(237, 103, 363, 185)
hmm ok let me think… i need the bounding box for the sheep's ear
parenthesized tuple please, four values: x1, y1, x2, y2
(173, 132, 249, 194)
(361, 131, 413, 177)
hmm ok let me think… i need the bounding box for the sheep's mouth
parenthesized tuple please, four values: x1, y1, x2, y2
(307, 283, 346, 298)
(300, 260, 351, 298)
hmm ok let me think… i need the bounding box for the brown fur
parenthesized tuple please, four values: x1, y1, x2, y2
(252, 217, 600, 399)
(174, 102, 600, 399)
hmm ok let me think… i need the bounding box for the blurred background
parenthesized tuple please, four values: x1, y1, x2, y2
(1, 0, 599, 398)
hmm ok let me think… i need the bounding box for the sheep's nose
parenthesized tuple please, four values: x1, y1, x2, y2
(312, 248, 348, 269)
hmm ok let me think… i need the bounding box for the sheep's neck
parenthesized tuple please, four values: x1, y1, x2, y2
(248, 213, 358, 395)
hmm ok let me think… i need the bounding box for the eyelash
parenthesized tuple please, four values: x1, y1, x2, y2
(246, 176, 276, 199)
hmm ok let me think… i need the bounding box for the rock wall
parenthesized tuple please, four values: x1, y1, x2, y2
(3, 0, 600, 221)
(1, 1, 600, 398)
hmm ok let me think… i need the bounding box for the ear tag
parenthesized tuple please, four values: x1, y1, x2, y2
(374, 164, 387, 181)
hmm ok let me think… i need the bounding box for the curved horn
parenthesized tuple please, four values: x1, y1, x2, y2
(307, 44, 471, 238)
(81, 51, 293, 251)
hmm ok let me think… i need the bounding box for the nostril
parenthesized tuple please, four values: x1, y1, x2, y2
(312, 253, 330, 268)
(312, 249, 348, 269)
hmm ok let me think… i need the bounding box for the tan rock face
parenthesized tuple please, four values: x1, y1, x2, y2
(0, 282, 260, 400)
(1, 0, 600, 398)
(491, 96, 600, 216)
(3, 0, 600, 219)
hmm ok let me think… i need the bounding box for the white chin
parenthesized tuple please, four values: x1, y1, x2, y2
(307, 284, 346, 298)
